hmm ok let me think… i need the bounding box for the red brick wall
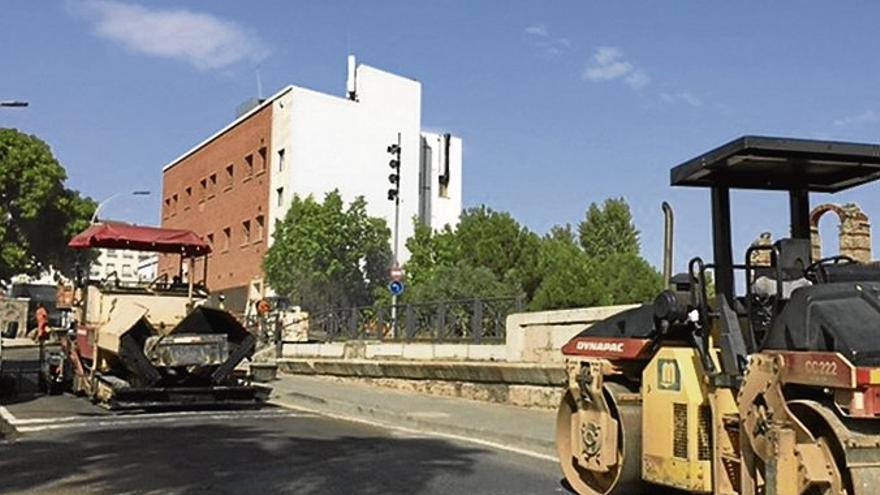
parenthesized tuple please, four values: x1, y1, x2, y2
(160, 104, 272, 294)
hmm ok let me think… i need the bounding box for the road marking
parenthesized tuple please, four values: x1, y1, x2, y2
(0, 406, 17, 425)
(270, 399, 558, 464)
(10, 409, 314, 432)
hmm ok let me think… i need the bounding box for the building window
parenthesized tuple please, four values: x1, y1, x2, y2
(255, 215, 264, 241)
(90, 267, 101, 278)
(258, 146, 267, 173)
(225, 164, 234, 188)
(245, 153, 254, 178)
(241, 220, 251, 246)
(185, 186, 192, 209)
(200, 178, 208, 201)
(163, 198, 171, 218)
(438, 181, 449, 199)
(121, 264, 132, 277)
(171, 194, 179, 214)
(276, 187, 284, 207)
(209, 173, 217, 197)
(105, 264, 116, 276)
(106, 250, 117, 258)
(277, 148, 285, 172)
(222, 227, 231, 252)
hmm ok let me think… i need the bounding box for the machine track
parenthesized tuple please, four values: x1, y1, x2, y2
(556, 381, 642, 495)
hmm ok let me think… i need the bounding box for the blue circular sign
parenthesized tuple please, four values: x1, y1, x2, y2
(389, 280, 405, 296)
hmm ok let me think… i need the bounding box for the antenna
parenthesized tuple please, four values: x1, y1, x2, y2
(256, 66, 263, 100)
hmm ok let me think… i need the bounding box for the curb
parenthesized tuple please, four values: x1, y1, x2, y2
(269, 390, 557, 460)
(0, 406, 19, 441)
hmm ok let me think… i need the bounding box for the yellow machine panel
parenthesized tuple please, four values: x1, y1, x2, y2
(642, 347, 713, 493)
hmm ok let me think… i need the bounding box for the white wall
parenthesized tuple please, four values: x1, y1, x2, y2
(268, 87, 295, 248)
(269, 62, 423, 262)
(419, 132, 463, 231)
(90, 249, 157, 283)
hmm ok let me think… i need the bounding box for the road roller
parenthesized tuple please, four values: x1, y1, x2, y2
(557, 136, 880, 494)
(64, 222, 269, 409)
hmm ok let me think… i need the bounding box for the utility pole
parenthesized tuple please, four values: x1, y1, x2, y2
(387, 133, 403, 335)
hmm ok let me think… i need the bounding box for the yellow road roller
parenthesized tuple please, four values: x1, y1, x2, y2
(557, 136, 880, 494)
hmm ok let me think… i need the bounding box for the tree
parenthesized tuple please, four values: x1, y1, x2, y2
(406, 263, 520, 303)
(404, 206, 542, 302)
(529, 233, 600, 310)
(0, 129, 96, 282)
(589, 252, 664, 306)
(263, 190, 392, 311)
(578, 197, 640, 258)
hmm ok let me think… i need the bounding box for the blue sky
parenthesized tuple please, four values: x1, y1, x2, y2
(3, 1, 880, 272)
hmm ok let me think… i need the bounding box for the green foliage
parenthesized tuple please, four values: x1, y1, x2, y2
(578, 197, 640, 258)
(529, 234, 599, 310)
(403, 198, 661, 311)
(588, 252, 664, 306)
(263, 190, 392, 311)
(0, 128, 96, 281)
(403, 206, 539, 303)
(406, 263, 520, 303)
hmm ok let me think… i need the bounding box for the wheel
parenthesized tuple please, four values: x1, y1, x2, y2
(788, 401, 854, 495)
(556, 381, 643, 494)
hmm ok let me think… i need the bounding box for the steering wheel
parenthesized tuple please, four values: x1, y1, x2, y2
(804, 255, 854, 283)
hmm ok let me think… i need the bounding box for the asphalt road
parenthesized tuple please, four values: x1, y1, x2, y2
(0, 398, 565, 495)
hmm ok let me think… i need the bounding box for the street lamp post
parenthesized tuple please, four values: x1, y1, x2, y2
(91, 190, 151, 224)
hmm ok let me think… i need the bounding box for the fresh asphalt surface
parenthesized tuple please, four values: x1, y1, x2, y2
(0, 347, 565, 495)
(1, 346, 688, 495)
(1, 401, 564, 495)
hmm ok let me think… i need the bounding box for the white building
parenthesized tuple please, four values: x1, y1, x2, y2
(89, 249, 158, 284)
(267, 56, 463, 254)
(160, 56, 463, 306)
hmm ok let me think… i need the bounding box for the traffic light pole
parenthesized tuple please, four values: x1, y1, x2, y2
(391, 132, 401, 337)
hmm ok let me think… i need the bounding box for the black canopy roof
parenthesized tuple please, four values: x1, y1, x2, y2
(670, 136, 880, 193)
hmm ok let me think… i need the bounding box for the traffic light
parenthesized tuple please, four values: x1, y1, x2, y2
(387, 143, 401, 201)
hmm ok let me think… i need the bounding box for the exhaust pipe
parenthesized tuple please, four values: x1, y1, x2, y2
(662, 202, 674, 288)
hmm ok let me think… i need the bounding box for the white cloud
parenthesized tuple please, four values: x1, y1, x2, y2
(525, 23, 570, 56)
(525, 24, 548, 37)
(582, 46, 649, 89)
(74, 0, 269, 70)
(661, 91, 702, 107)
(833, 110, 878, 127)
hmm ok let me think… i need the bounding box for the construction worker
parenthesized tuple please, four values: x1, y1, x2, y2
(33, 303, 49, 341)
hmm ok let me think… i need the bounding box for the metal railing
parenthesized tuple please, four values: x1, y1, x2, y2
(306, 297, 523, 343)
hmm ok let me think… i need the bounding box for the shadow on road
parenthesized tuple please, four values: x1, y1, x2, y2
(0, 421, 485, 494)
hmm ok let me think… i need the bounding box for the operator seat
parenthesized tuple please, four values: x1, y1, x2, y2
(748, 238, 812, 350)
(751, 238, 812, 299)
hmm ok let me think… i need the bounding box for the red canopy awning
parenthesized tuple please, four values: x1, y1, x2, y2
(68, 222, 211, 257)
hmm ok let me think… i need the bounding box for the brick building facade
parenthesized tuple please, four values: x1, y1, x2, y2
(160, 104, 272, 309)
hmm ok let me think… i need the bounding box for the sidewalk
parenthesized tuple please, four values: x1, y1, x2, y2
(268, 373, 558, 459)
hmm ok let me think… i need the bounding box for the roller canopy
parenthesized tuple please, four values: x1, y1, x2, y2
(671, 136, 880, 192)
(69, 222, 210, 256)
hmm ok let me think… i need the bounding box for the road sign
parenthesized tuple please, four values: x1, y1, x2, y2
(390, 266, 405, 282)
(389, 280, 405, 296)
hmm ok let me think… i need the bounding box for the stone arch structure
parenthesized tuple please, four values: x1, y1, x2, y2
(809, 203, 871, 263)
